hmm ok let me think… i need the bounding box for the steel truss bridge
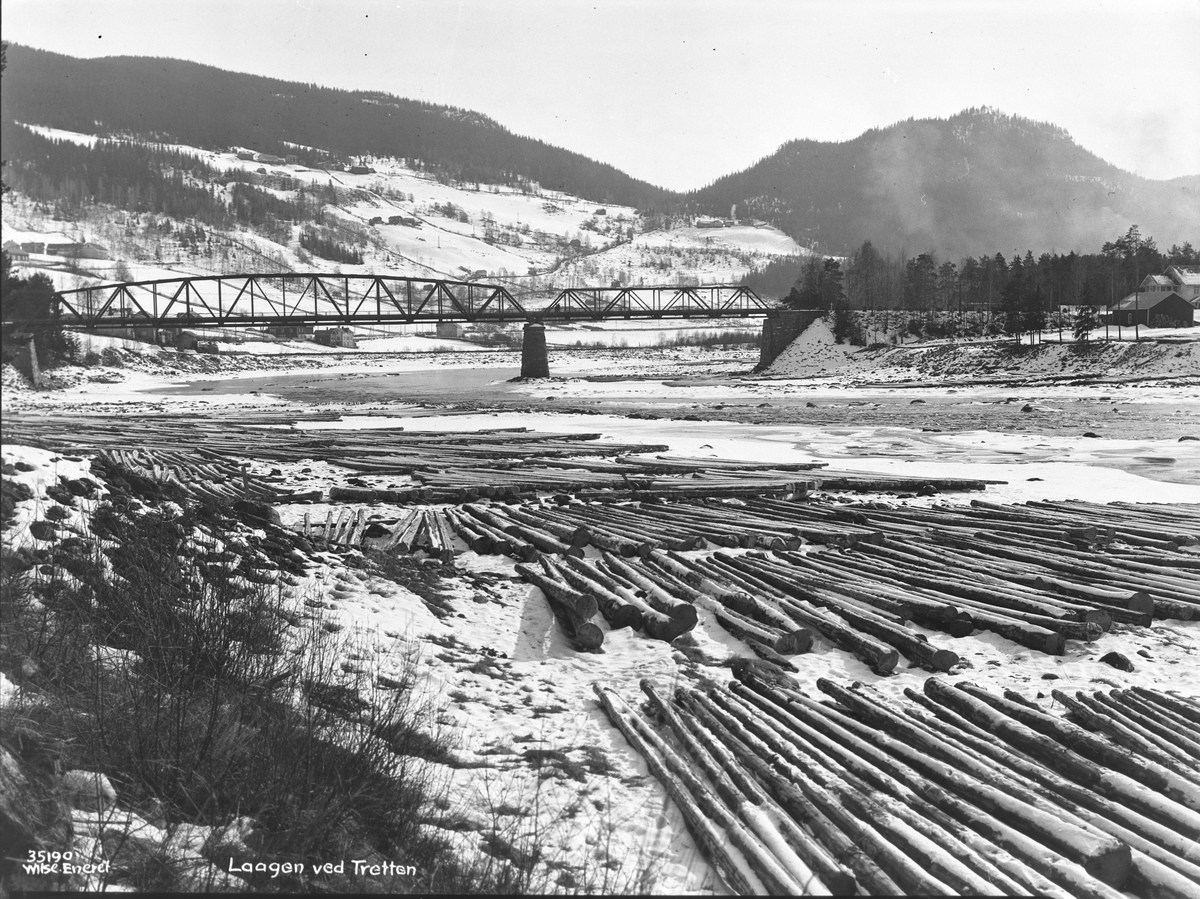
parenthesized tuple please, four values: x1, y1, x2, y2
(40, 273, 774, 330)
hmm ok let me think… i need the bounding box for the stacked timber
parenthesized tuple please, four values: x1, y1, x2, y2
(92, 449, 288, 504)
(598, 676, 1200, 897)
(305, 507, 463, 560)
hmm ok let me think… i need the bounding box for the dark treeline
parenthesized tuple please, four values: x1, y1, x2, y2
(2, 44, 671, 209)
(299, 226, 362, 265)
(837, 229, 1197, 314)
(745, 227, 1199, 343)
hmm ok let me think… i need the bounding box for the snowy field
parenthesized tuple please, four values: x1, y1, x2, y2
(3, 331, 1198, 894)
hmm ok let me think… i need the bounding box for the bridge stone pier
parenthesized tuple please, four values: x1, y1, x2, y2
(756, 309, 824, 371)
(520, 322, 550, 378)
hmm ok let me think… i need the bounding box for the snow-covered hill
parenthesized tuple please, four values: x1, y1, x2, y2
(4, 124, 805, 298)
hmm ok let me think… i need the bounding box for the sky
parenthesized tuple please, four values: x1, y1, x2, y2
(3, 0, 1198, 191)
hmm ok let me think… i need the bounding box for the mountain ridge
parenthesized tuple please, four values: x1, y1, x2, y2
(687, 107, 1199, 257)
(3, 44, 1196, 258)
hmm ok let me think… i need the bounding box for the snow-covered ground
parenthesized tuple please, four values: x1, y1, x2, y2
(769, 318, 1200, 383)
(4, 333, 1198, 893)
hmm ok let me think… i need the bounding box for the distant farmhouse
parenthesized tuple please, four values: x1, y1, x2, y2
(1109, 265, 1200, 327)
(315, 327, 358, 349)
(47, 241, 110, 260)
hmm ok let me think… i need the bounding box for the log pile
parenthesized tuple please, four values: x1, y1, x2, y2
(93, 448, 289, 504)
(596, 676, 1200, 897)
(6, 411, 1196, 665)
(2, 412, 1001, 501)
(305, 507, 463, 561)
(390, 498, 1195, 663)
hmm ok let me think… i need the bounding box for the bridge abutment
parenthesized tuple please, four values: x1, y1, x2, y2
(520, 322, 550, 378)
(756, 309, 824, 371)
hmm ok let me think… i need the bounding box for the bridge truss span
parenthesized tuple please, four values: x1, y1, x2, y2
(43, 273, 773, 330)
(540, 284, 770, 321)
(53, 273, 530, 329)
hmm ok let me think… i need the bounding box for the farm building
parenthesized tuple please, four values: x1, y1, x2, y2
(19, 242, 46, 254)
(46, 241, 110, 260)
(1108, 290, 1195, 327)
(315, 327, 358, 349)
(263, 325, 314, 340)
(348, 164, 375, 175)
(3, 241, 29, 263)
(1137, 266, 1200, 302)
(1165, 265, 1200, 300)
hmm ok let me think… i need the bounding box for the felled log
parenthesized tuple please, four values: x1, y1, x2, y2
(701, 688, 964, 896)
(652, 553, 777, 623)
(1090, 693, 1200, 767)
(590, 686, 769, 895)
(514, 563, 598, 620)
(1053, 690, 1190, 769)
(515, 564, 602, 652)
(545, 556, 642, 631)
(392, 510, 426, 553)
(506, 506, 590, 547)
(815, 679, 1133, 888)
(459, 508, 538, 561)
(901, 687, 1200, 893)
(443, 507, 496, 554)
(731, 680, 1068, 897)
(719, 553, 959, 670)
(1119, 689, 1200, 744)
(468, 505, 584, 557)
(713, 607, 814, 656)
(923, 679, 1200, 837)
(565, 557, 682, 641)
(983, 686, 1200, 812)
(696, 556, 901, 675)
(601, 554, 699, 634)
(639, 681, 844, 895)
(756, 682, 1081, 899)
(677, 689, 906, 896)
